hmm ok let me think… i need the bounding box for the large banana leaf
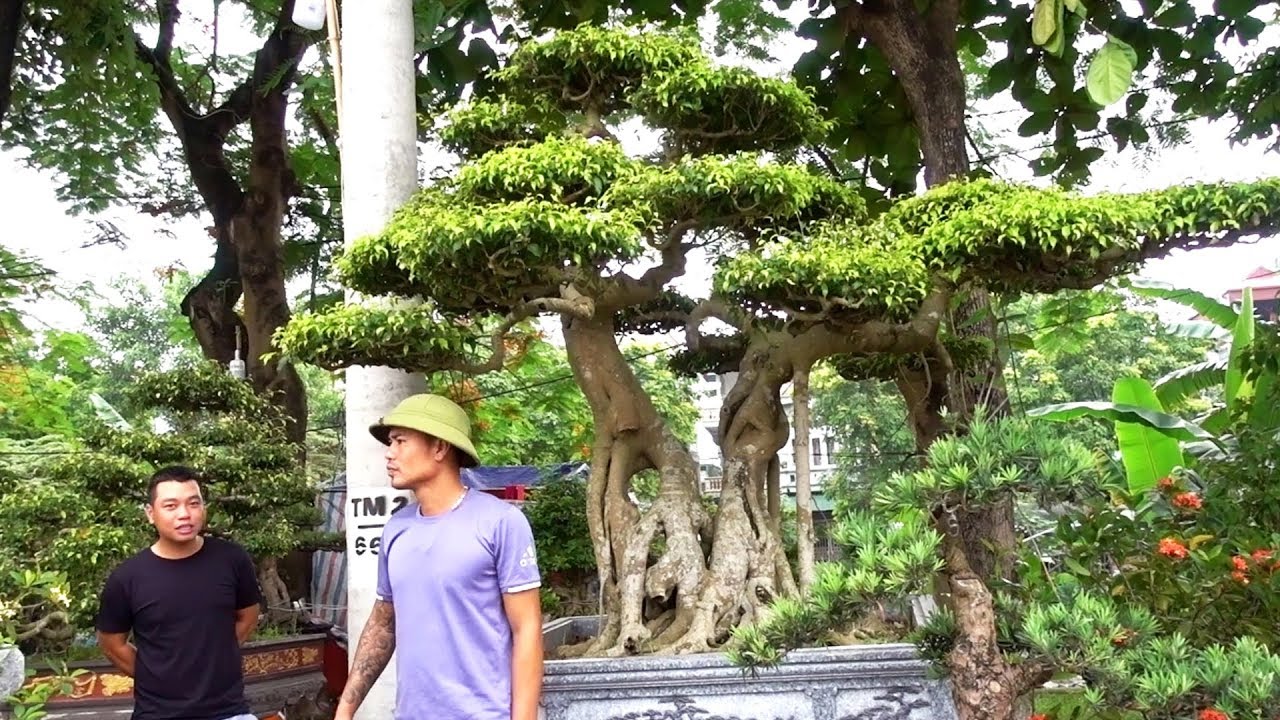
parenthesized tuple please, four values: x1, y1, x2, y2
(1029, 380, 1204, 494)
(1197, 406, 1232, 435)
(1028, 402, 1214, 441)
(1165, 320, 1231, 340)
(89, 392, 133, 431)
(1226, 288, 1255, 412)
(1154, 359, 1227, 407)
(1112, 377, 1188, 494)
(1129, 279, 1239, 329)
(1249, 370, 1280, 432)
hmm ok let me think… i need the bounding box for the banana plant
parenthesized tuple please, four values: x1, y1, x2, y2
(1028, 283, 1276, 494)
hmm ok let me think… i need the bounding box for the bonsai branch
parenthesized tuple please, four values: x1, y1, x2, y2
(17, 611, 69, 642)
(610, 239, 689, 307)
(686, 298, 748, 348)
(453, 292, 596, 375)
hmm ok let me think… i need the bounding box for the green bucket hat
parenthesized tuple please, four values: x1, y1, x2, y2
(369, 394, 481, 468)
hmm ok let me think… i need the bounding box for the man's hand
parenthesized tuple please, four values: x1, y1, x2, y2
(235, 603, 259, 645)
(96, 631, 137, 677)
(333, 599, 397, 719)
(503, 588, 544, 720)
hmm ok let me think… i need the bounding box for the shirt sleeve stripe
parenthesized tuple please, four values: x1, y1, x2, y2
(503, 581, 541, 594)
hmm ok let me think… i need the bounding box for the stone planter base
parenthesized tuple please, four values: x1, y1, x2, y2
(11, 634, 327, 719)
(540, 617, 958, 720)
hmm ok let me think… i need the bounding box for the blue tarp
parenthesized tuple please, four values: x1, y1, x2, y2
(461, 462, 588, 490)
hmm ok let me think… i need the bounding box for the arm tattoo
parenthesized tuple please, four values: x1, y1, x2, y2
(341, 600, 397, 708)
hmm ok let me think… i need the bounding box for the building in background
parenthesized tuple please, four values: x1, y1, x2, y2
(1226, 266, 1279, 322)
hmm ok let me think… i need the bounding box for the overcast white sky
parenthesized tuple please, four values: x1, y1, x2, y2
(1, 6, 1276, 335)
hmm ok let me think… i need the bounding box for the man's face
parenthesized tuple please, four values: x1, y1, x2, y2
(145, 479, 206, 544)
(385, 428, 447, 489)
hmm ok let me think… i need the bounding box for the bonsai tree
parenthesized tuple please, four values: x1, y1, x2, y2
(720, 176, 1280, 719)
(280, 25, 860, 654)
(0, 363, 332, 637)
(281, 20, 1280, 674)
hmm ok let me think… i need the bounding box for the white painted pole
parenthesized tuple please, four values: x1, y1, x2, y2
(339, 1, 423, 718)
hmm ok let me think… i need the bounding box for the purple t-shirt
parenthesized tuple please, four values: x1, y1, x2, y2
(376, 489, 541, 720)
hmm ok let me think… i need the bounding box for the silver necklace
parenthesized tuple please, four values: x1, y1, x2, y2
(450, 487, 469, 511)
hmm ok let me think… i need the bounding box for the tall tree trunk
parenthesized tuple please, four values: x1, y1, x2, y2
(181, 228, 246, 367)
(561, 313, 710, 657)
(792, 367, 817, 593)
(237, 24, 309, 445)
(850, 2, 1023, 717)
(136, 1, 312, 446)
(0, 0, 23, 126)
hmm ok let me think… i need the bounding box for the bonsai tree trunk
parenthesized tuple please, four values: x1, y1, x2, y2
(666, 342, 799, 653)
(562, 313, 711, 657)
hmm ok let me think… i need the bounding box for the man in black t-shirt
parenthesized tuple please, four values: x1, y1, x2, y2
(96, 466, 262, 720)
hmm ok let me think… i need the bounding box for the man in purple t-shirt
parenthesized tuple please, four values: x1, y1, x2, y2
(334, 394, 544, 720)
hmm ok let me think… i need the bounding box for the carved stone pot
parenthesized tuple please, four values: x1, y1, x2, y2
(10, 634, 328, 719)
(539, 616, 958, 720)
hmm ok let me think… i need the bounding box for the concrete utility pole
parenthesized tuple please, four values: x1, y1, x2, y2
(340, 1, 423, 717)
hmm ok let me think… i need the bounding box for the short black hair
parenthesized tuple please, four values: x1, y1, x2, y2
(147, 465, 203, 503)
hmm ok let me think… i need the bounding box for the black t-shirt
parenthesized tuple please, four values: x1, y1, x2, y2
(96, 536, 262, 720)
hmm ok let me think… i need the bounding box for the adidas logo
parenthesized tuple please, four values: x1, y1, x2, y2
(519, 545, 537, 568)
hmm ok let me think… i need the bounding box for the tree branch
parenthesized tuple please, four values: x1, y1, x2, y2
(685, 298, 748, 350)
(810, 145, 845, 181)
(991, 225, 1274, 292)
(306, 105, 338, 156)
(0, 0, 25, 126)
(208, 0, 311, 139)
(133, 32, 200, 125)
(451, 292, 595, 375)
(155, 0, 180, 62)
(17, 611, 69, 641)
(797, 287, 950, 365)
(133, 30, 243, 222)
(608, 236, 690, 308)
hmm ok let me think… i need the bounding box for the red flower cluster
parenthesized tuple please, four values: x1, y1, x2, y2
(1229, 548, 1279, 584)
(1157, 476, 1177, 491)
(1232, 555, 1251, 584)
(1172, 491, 1203, 510)
(1199, 708, 1229, 720)
(1158, 537, 1190, 559)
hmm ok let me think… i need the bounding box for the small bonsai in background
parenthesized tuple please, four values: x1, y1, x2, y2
(0, 362, 336, 643)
